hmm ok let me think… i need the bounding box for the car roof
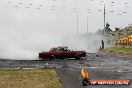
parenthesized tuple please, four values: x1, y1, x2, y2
(54, 46, 68, 48)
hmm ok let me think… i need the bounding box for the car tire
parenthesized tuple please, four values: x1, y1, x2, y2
(75, 54, 81, 60)
(50, 55, 55, 60)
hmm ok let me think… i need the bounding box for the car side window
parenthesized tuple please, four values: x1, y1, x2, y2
(56, 48, 62, 52)
(63, 47, 70, 51)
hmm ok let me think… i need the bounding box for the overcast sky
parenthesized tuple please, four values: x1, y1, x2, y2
(0, 0, 132, 34)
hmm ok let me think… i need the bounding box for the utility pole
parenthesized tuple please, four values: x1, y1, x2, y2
(74, 8, 79, 34)
(77, 11, 79, 34)
(104, 3, 106, 35)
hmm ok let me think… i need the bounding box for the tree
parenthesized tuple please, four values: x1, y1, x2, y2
(105, 22, 112, 34)
(115, 27, 120, 31)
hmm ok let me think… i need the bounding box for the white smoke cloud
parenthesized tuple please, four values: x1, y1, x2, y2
(63, 34, 105, 53)
(0, 29, 63, 60)
(0, 28, 104, 60)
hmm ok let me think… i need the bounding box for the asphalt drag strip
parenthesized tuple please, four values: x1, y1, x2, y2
(55, 67, 131, 88)
(0, 53, 132, 88)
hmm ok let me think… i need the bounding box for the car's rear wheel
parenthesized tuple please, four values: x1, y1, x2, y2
(50, 55, 55, 60)
(75, 54, 81, 60)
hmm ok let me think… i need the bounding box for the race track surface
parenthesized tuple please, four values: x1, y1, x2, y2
(0, 53, 132, 88)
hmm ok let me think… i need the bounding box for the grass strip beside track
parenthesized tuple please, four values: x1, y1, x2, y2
(0, 68, 61, 88)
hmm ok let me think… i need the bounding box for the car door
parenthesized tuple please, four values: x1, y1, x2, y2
(55, 48, 64, 59)
(67, 50, 76, 58)
(61, 50, 69, 58)
(63, 48, 74, 58)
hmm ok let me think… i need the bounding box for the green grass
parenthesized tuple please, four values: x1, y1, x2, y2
(103, 47, 132, 53)
(0, 68, 61, 88)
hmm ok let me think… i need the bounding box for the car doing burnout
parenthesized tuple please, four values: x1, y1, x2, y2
(39, 46, 87, 60)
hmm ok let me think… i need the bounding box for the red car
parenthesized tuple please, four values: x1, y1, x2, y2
(39, 46, 87, 60)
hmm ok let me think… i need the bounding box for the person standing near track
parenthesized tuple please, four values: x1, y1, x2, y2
(101, 40, 104, 49)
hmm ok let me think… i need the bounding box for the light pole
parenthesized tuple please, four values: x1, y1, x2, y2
(86, 1, 90, 34)
(86, 10, 91, 33)
(77, 11, 79, 34)
(74, 8, 79, 34)
(104, 3, 106, 35)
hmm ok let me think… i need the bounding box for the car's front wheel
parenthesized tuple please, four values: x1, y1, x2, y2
(50, 55, 55, 60)
(75, 54, 81, 60)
